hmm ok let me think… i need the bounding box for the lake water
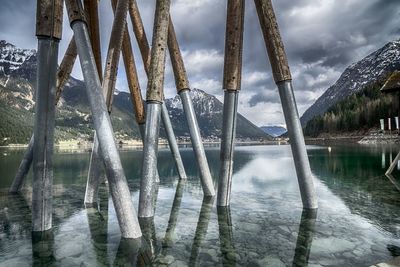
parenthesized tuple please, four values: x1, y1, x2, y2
(1, 144, 400, 266)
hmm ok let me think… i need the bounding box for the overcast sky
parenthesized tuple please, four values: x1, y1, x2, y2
(0, 0, 399, 126)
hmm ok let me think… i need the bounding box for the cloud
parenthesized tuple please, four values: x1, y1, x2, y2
(0, 0, 398, 126)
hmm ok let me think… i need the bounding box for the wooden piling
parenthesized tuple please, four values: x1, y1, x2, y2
(139, 0, 171, 218)
(32, 0, 63, 232)
(84, 0, 106, 205)
(85, 0, 130, 204)
(112, 0, 145, 125)
(55, 37, 78, 102)
(254, 0, 318, 209)
(218, 0, 245, 207)
(222, 0, 245, 91)
(66, 0, 142, 238)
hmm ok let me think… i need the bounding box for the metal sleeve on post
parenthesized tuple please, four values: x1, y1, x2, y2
(139, 0, 171, 218)
(254, 0, 292, 83)
(9, 136, 34, 193)
(161, 102, 188, 180)
(65, 0, 87, 26)
(223, 0, 245, 91)
(36, 0, 63, 39)
(168, 17, 190, 92)
(145, 0, 170, 102)
(67, 1, 142, 238)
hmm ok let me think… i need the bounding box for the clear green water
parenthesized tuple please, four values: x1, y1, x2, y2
(1, 144, 400, 266)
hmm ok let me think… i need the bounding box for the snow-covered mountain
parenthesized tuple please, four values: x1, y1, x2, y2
(0, 40, 270, 145)
(301, 40, 400, 126)
(0, 40, 35, 76)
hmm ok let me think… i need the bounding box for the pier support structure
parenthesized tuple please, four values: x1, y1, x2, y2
(139, 0, 171, 218)
(217, 0, 245, 207)
(31, 0, 63, 232)
(85, 0, 130, 205)
(130, 1, 211, 191)
(254, 0, 318, 209)
(167, 18, 214, 194)
(66, 0, 141, 238)
(84, 0, 106, 206)
(9, 36, 77, 194)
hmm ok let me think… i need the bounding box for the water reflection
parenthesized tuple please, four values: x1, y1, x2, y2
(2, 145, 400, 265)
(189, 196, 214, 265)
(385, 173, 400, 193)
(217, 206, 236, 266)
(163, 179, 186, 248)
(32, 230, 55, 266)
(292, 209, 317, 267)
(86, 205, 108, 266)
(114, 238, 142, 266)
(139, 217, 157, 261)
(308, 144, 400, 235)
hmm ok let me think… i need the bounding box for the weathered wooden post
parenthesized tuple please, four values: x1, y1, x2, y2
(85, 0, 130, 205)
(9, 36, 77, 194)
(254, 0, 318, 209)
(65, 0, 141, 238)
(138, 0, 171, 218)
(167, 18, 214, 193)
(31, 0, 63, 232)
(128, 1, 186, 182)
(217, 0, 245, 207)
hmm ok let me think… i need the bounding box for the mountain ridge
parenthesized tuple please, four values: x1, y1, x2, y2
(301, 40, 400, 126)
(0, 40, 271, 145)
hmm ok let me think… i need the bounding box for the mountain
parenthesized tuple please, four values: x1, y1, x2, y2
(0, 40, 271, 145)
(301, 40, 400, 126)
(260, 126, 287, 137)
(303, 80, 398, 137)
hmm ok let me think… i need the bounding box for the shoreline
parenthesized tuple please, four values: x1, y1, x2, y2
(0, 139, 283, 150)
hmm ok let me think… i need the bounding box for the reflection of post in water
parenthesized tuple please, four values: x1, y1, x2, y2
(32, 230, 55, 266)
(382, 146, 386, 169)
(114, 238, 142, 266)
(139, 217, 158, 261)
(217, 206, 236, 266)
(86, 202, 109, 266)
(163, 179, 186, 247)
(385, 173, 400, 192)
(292, 209, 317, 267)
(189, 196, 214, 265)
(0, 193, 31, 237)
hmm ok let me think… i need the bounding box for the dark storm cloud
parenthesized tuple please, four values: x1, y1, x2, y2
(0, 0, 398, 125)
(249, 89, 280, 107)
